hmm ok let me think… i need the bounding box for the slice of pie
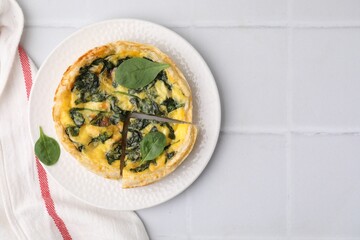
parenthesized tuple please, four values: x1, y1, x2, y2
(53, 41, 196, 186)
(123, 118, 197, 188)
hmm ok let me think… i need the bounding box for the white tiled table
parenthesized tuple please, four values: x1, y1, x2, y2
(19, 0, 360, 239)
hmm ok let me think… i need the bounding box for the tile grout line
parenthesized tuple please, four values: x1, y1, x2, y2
(291, 131, 360, 136)
(191, 237, 288, 240)
(192, 21, 360, 29)
(221, 129, 287, 135)
(220, 128, 360, 135)
(285, 0, 294, 237)
(24, 21, 360, 29)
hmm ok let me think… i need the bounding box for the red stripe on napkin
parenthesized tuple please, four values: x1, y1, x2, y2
(18, 46, 72, 240)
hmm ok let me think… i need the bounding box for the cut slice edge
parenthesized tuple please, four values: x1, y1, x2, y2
(130, 111, 192, 124)
(119, 112, 131, 176)
(120, 116, 198, 188)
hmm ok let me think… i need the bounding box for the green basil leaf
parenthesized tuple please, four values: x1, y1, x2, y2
(140, 131, 166, 162)
(115, 58, 169, 89)
(34, 127, 61, 166)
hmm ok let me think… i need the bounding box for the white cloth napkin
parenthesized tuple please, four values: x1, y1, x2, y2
(0, 0, 149, 239)
(0, 0, 23, 96)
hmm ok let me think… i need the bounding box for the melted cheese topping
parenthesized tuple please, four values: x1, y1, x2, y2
(57, 43, 192, 180)
(155, 80, 169, 102)
(68, 124, 122, 167)
(168, 108, 186, 121)
(171, 85, 187, 104)
(60, 109, 73, 126)
(115, 94, 134, 110)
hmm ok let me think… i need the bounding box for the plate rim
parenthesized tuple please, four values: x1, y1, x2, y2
(28, 18, 221, 210)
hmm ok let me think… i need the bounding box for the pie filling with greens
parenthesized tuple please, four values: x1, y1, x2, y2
(53, 41, 197, 188)
(123, 118, 196, 188)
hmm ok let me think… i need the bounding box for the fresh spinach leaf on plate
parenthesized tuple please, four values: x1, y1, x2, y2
(115, 58, 169, 89)
(140, 131, 166, 163)
(34, 127, 61, 166)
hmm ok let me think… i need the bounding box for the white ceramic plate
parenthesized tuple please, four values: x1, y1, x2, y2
(29, 19, 221, 210)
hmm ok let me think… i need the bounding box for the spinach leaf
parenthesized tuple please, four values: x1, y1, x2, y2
(64, 127, 85, 152)
(70, 107, 109, 126)
(145, 86, 159, 100)
(91, 92, 107, 102)
(72, 71, 99, 93)
(115, 58, 169, 89)
(34, 127, 61, 166)
(150, 126, 158, 132)
(106, 143, 122, 164)
(65, 126, 80, 137)
(164, 144, 171, 151)
(106, 152, 121, 164)
(74, 91, 91, 105)
(165, 151, 176, 164)
(130, 160, 156, 173)
(70, 101, 126, 127)
(129, 97, 140, 109)
(107, 96, 128, 124)
(75, 143, 85, 152)
(88, 132, 112, 146)
(161, 122, 175, 140)
(156, 70, 172, 90)
(127, 129, 142, 149)
(161, 98, 184, 113)
(139, 98, 162, 115)
(140, 132, 166, 163)
(109, 113, 121, 125)
(166, 151, 175, 160)
(127, 148, 141, 162)
(129, 119, 150, 131)
(74, 91, 107, 105)
(91, 58, 115, 73)
(90, 112, 110, 127)
(114, 56, 131, 67)
(113, 91, 140, 99)
(78, 58, 114, 76)
(69, 109, 85, 127)
(128, 88, 143, 94)
(72, 59, 113, 105)
(70, 107, 106, 112)
(108, 95, 122, 113)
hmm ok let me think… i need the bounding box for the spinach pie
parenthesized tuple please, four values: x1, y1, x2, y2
(53, 41, 197, 188)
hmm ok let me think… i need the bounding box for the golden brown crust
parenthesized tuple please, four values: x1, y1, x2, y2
(53, 41, 195, 185)
(122, 125, 197, 188)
